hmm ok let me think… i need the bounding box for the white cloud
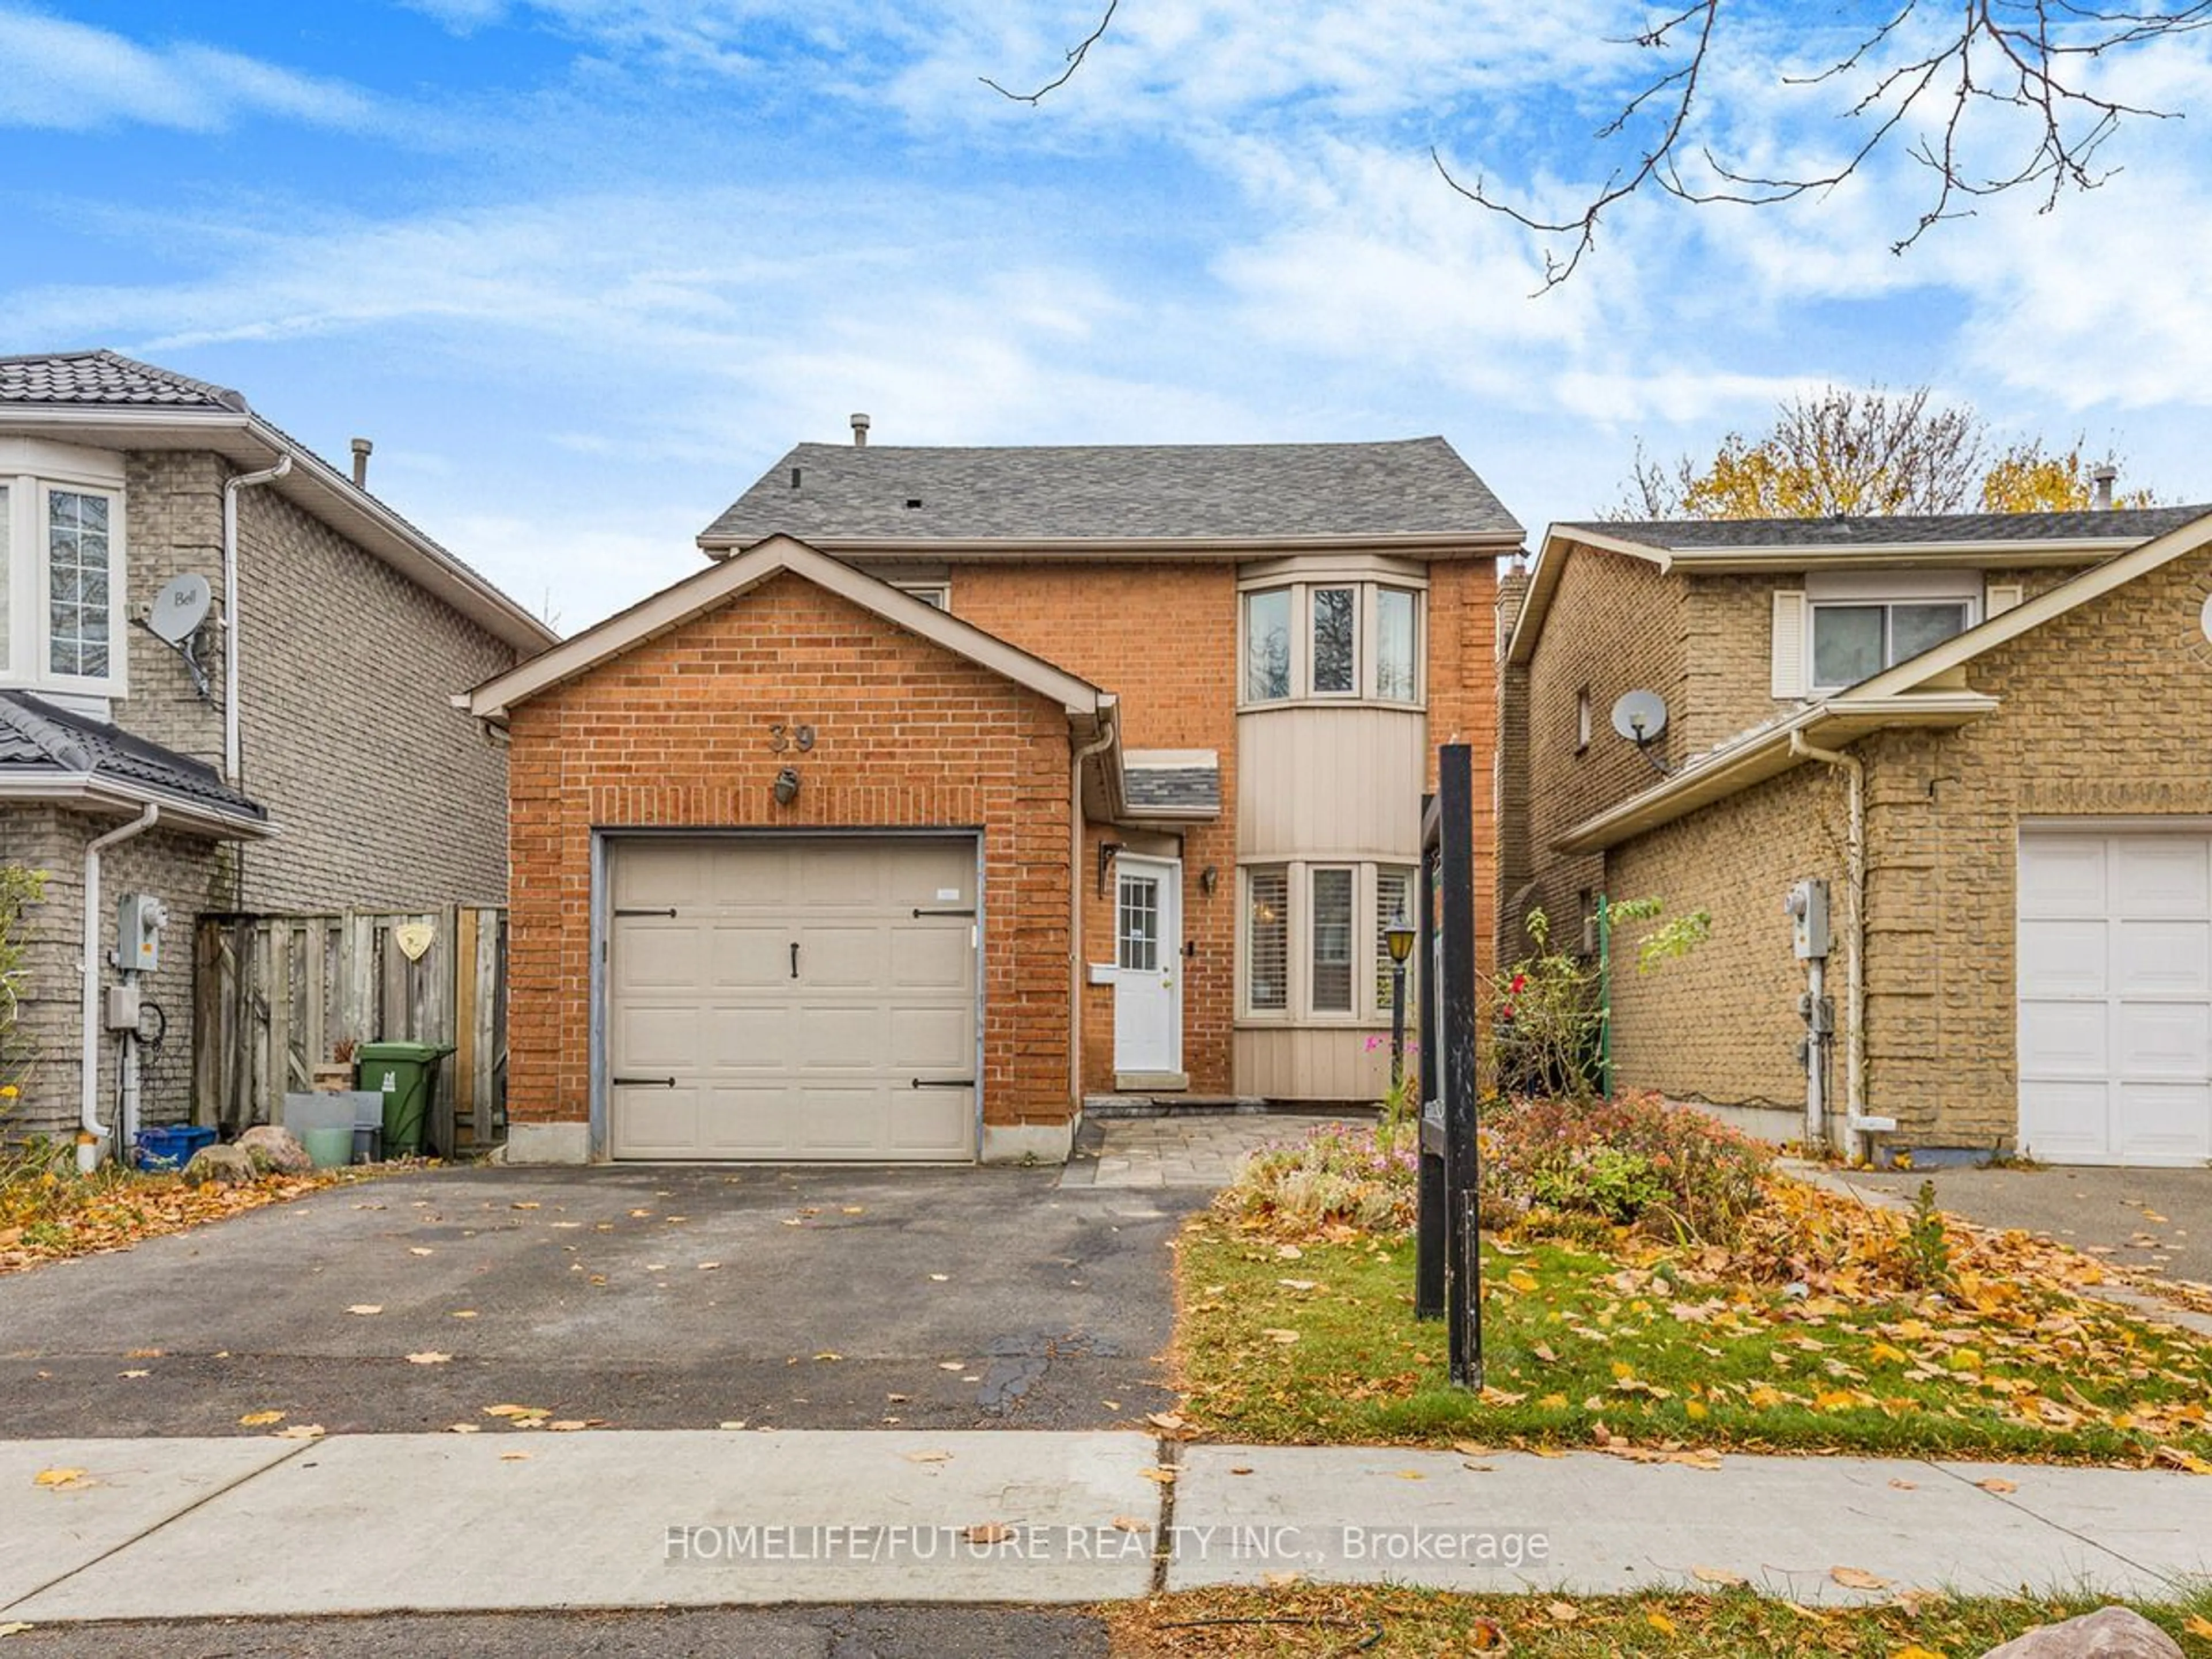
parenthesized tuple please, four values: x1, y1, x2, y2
(0, 7, 380, 131)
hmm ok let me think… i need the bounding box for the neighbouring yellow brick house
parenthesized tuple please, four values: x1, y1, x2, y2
(1498, 503, 2212, 1167)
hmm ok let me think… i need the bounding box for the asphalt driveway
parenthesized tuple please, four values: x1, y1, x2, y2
(1834, 1165, 2209, 1286)
(0, 1164, 1198, 1438)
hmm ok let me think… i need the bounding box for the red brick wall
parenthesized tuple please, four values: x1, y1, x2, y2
(1428, 557, 1502, 982)
(951, 562, 1240, 1093)
(505, 573, 1075, 1134)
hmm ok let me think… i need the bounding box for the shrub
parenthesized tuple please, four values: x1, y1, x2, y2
(1214, 1120, 1417, 1240)
(1483, 1090, 1771, 1245)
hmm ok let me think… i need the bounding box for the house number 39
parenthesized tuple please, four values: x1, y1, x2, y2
(768, 722, 816, 753)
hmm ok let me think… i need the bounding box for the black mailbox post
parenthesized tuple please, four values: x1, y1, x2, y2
(1414, 743, 1482, 1389)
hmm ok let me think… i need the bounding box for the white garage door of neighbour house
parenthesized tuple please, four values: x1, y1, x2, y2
(2017, 828, 2212, 1165)
(607, 836, 979, 1161)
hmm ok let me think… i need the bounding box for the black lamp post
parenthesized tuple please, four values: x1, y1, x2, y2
(1385, 913, 1416, 1090)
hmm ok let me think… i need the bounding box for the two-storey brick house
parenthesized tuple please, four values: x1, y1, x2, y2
(0, 351, 556, 1155)
(1499, 503, 2212, 1166)
(473, 430, 1520, 1164)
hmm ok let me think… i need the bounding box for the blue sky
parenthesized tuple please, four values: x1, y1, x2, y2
(3, 1, 2207, 631)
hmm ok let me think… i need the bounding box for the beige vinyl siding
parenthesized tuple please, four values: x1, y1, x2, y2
(1234, 1027, 1390, 1101)
(1237, 704, 1426, 859)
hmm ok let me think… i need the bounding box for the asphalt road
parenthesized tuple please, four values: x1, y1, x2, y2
(1837, 1164, 2209, 1285)
(0, 1608, 1109, 1658)
(0, 1164, 1196, 1437)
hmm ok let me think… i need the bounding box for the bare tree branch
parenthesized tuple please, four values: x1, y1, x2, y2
(982, 0, 1118, 105)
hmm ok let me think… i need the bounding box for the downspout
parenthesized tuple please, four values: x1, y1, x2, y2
(222, 456, 293, 785)
(1069, 706, 1119, 1111)
(79, 804, 160, 1168)
(1790, 732, 1866, 1158)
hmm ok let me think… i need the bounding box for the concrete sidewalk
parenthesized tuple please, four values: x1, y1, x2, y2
(5, 1431, 2209, 1623)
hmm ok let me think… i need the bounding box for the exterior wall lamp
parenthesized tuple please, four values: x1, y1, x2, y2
(772, 767, 801, 806)
(1199, 865, 1218, 895)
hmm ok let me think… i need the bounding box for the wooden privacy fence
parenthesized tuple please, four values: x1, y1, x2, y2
(195, 907, 508, 1153)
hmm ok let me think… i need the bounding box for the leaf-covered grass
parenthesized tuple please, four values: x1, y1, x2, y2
(1107, 1585, 2212, 1658)
(1176, 1222, 2212, 1464)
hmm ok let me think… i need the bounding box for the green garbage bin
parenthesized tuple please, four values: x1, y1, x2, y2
(356, 1040, 456, 1158)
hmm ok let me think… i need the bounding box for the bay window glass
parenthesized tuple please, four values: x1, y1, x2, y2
(1244, 588, 1290, 703)
(1376, 587, 1416, 702)
(1310, 587, 1356, 694)
(47, 490, 111, 679)
(0, 484, 10, 673)
(1310, 866, 1354, 1012)
(1247, 867, 1289, 1010)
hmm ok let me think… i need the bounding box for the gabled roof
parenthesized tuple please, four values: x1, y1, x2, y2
(1555, 505, 2212, 854)
(0, 350, 556, 653)
(0, 692, 270, 839)
(1510, 503, 2212, 665)
(699, 437, 1522, 554)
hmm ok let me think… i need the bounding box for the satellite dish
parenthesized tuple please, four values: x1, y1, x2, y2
(1611, 689, 1670, 745)
(147, 574, 212, 646)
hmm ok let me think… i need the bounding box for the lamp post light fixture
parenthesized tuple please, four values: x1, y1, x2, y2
(1384, 912, 1416, 1089)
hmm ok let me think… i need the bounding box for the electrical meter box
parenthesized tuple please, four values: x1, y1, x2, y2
(116, 892, 168, 974)
(1783, 878, 1831, 961)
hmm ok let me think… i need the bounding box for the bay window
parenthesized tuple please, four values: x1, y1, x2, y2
(1239, 580, 1424, 706)
(0, 445, 128, 699)
(1243, 861, 1421, 1022)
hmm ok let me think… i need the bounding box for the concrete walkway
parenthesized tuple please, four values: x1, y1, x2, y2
(1060, 1110, 1362, 1190)
(5, 1431, 2207, 1622)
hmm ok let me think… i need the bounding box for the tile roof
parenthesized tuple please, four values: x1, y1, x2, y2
(1566, 505, 2212, 552)
(0, 349, 250, 412)
(0, 692, 266, 823)
(703, 437, 1521, 546)
(1122, 760, 1221, 818)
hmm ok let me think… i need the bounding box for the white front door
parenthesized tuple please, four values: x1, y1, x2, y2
(1112, 856, 1182, 1077)
(2018, 828, 2212, 1165)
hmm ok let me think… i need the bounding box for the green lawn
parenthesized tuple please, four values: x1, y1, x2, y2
(1175, 1224, 2212, 1464)
(1109, 1586, 2212, 1658)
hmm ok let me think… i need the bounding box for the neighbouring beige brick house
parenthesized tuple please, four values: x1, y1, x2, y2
(1499, 503, 2212, 1166)
(0, 351, 556, 1154)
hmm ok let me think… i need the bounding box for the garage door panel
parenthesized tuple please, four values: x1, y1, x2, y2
(893, 926, 973, 988)
(609, 836, 979, 1162)
(2115, 1085, 2212, 1162)
(2017, 1001, 2107, 1075)
(2019, 828, 2212, 1166)
(2018, 838, 2106, 917)
(2113, 839, 2211, 918)
(614, 924, 706, 990)
(2115, 921, 2211, 996)
(2018, 920, 2108, 997)
(2019, 1082, 2112, 1162)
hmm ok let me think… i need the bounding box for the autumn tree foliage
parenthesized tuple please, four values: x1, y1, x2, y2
(1615, 385, 2153, 520)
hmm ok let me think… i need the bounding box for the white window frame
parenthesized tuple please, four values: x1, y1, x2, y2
(1236, 579, 1426, 710)
(1239, 859, 1422, 1024)
(0, 441, 130, 700)
(893, 579, 950, 610)
(1802, 569, 1979, 695)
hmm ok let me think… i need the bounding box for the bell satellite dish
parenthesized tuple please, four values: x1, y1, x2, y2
(1611, 689, 1669, 745)
(147, 574, 211, 646)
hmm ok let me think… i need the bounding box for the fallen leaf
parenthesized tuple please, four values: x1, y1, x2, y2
(445, 1423, 481, 1434)
(119, 1369, 149, 1379)
(1111, 1515, 1149, 1532)
(1546, 1600, 1580, 1623)
(1277, 1278, 1319, 1291)
(1230, 1465, 1254, 1475)
(813, 1351, 843, 1362)
(274, 1424, 325, 1441)
(1261, 1328, 1300, 1344)
(450, 1309, 479, 1319)
(1140, 1467, 1177, 1484)
(511, 1202, 540, 1210)
(406, 1351, 453, 1365)
(696, 1262, 722, 1272)
(238, 1410, 285, 1427)
(2184, 1614, 2212, 1639)
(500, 1451, 532, 1461)
(1647, 1609, 1677, 1635)
(1467, 1616, 1506, 1649)
(0, 1619, 33, 1635)
(1275, 1244, 1303, 1260)
(1890, 1478, 1918, 1490)
(904, 1449, 953, 1464)
(1146, 1411, 1188, 1432)
(929, 1273, 949, 1282)
(1452, 1441, 1491, 1457)
(408, 1247, 434, 1257)
(345, 1304, 383, 1316)
(938, 1361, 966, 1371)
(963, 1522, 1014, 1544)
(483, 1404, 546, 1419)
(1976, 1476, 2018, 1494)
(1893, 1647, 1949, 1659)
(32, 1468, 88, 1488)
(1692, 1565, 1748, 1586)
(1480, 1384, 1528, 1406)
(126, 1348, 162, 1359)
(718, 1421, 748, 1430)
(547, 1421, 589, 1432)
(1830, 1565, 1891, 1590)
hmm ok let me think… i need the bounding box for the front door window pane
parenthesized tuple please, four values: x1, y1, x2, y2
(1311, 588, 1355, 694)
(1247, 868, 1287, 1011)
(1244, 589, 1290, 702)
(48, 489, 110, 679)
(1892, 601, 1969, 663)
(1376, 588, 1416, 702)
(1117, 874, 1159, 971)
(1311, 867, 1353, 1012)
(1811, 604, 1883, 688)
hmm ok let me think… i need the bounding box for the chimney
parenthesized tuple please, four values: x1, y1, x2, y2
(850, 412, 870, 448)
(2091, 464, 2116, 511)
(350, 437, 373, 489)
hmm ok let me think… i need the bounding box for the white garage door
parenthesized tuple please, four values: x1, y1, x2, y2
(2018, 828, 2212, 1165)
(607, 836, 979, 1162)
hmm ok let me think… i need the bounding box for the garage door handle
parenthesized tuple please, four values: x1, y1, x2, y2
(912, 907, 976, 918)
(615, 907, 678, 918)
(911, 1077, 977, 1090)
(613, 1075, 676, 1088)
